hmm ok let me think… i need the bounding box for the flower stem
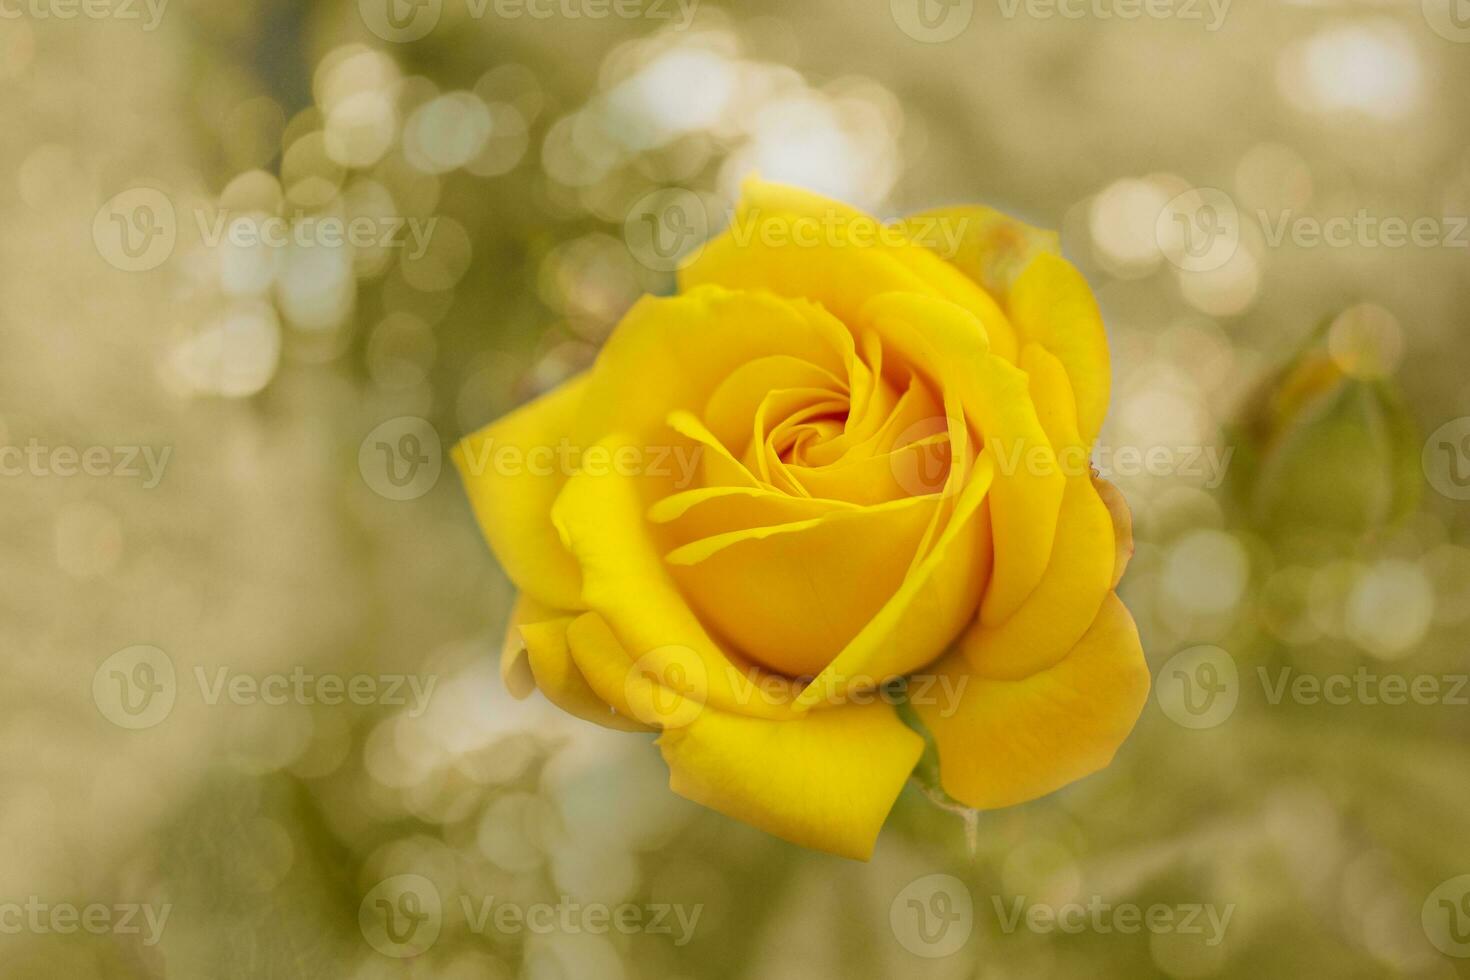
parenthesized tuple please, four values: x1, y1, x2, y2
(910, 778, 981, 857)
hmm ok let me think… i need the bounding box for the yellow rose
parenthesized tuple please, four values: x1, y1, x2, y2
(455, 180, 1149, 859)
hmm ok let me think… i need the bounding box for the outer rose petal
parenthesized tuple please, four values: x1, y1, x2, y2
(500, 593, 554, 697)
(914, 593, 1150, 810)
(918, 207, 1111, 443)
(561, 611, 924, 859)
(499, 595, 651, 731)
(911, 204, 1060, 301)
(1009, 254, 1111, 446)
(573, 286, 851, 446)
(680, 179, 1020, 362)
(1093, 477, 1134, 587)
(959, 474, 1114, 681)
(656, 698, 925, 860)
(519, 617, 653, 733)
(957, 343, 1115, 680)
(454, 375, 589, 611)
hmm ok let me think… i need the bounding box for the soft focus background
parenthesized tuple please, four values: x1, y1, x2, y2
(5, 1, 1470, 977)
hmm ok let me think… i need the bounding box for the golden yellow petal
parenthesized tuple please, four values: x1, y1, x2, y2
(917, 593, 1150, 810)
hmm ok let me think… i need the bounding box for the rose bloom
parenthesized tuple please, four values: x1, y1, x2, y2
(456, 180, 1148, 859)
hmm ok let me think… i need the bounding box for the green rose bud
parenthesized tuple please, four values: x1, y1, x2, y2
(1233, 305, 1419, 536)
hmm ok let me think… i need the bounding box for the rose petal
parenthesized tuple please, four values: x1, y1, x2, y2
(1093, 477, 1134, 588)
(792, 452, 995, 708)
(680, 178, 1019, 361)
(498, 594, 545, 699)
(519, 616, 651, 732)
(861, 293, 1065, 624)
(663, 495, 939, 678)
(959, 473, 1115, 681)
(551, 433, 802, 718)
(564, 612, 922, 859)
(703, 355, 846, 457)
(649, 484, 859, 541)
(915, 593, 1151, 810)
(910, 204, 1060, 303)
(1009, 254, 1111, 445)
(657, 697, 924, 860)
(917, 208, 1109, 443)
(575, 286, 851, 445)
(454, 374, 590, 610)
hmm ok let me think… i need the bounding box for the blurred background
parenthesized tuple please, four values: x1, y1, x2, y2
(4, 0, 1470, 976)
